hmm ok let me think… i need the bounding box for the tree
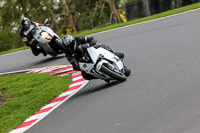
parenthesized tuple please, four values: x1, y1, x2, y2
(0, 0, 124, 52)
(103, 0, 121, 23)
(60, 0, 77, 33)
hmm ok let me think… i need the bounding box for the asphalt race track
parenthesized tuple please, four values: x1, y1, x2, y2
(0, 50, 68, 74)
(1, 9, 200, 133)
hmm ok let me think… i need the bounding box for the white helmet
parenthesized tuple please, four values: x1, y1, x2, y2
(62, 35, 76, 52)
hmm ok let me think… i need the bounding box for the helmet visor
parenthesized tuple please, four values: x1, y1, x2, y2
(23, 24, 30, 30)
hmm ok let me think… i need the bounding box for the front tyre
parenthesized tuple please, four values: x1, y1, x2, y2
(124, 67, 131, 77)
(100, 65, 126, 82)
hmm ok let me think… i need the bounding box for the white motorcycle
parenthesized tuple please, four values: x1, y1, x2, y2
(79, 46, 131, 82)
(30, 19, 65, 57)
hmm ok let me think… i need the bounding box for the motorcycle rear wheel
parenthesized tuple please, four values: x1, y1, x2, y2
(100, 65, 126, 82)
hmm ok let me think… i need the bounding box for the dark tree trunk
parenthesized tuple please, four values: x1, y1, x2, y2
(104, 0, 122, 23)
(60, 0, 77, 33)
(161, 0, 172, 12)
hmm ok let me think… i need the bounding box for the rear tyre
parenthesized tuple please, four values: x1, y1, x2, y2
(100, 65, 126, 82)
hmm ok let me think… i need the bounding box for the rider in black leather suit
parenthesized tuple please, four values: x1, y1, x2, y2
(20, 17, 50, 56)
(62, 34, 125, 80)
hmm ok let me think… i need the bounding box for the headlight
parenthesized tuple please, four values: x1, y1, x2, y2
(41, 32, 52, 40)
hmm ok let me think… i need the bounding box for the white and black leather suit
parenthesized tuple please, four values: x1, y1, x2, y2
(20, 18, 47, 56)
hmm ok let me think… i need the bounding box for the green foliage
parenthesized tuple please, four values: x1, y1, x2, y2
(0, 0, 21, 26)
(0, 0, 122, 52)
(0, 73, 71, 133)
(0, 27, 23, 52)
(0, 27, 12, 51)
(0, 0, 23, 52)
(77, 1, 112, 31)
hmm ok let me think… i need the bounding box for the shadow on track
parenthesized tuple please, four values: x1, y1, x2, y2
(73, 80, 121, 98)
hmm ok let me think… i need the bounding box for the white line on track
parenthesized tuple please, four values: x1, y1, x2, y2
(0, 49, 30, 57)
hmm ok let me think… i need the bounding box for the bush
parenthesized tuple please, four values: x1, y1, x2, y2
(0, 27, 23, 52)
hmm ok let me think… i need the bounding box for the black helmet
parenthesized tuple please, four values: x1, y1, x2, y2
(21, 17, 31, 30)
(62, 35, 76, 52)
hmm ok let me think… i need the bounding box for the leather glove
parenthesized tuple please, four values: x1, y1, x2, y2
(88, 36, 97, 46)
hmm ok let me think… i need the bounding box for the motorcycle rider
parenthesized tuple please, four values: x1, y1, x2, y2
(20, 17, 49, 56)
(62, 34, 125, 80)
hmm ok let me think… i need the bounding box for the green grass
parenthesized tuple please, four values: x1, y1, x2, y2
(1, 3, 200, 55)
(0, 73, 71, 133)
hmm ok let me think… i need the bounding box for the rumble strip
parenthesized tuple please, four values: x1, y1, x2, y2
(8, 65, 88, 133)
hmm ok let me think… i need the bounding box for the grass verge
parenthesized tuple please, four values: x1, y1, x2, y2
(1, 3, 200, 56)
(0, 73, 71, 133)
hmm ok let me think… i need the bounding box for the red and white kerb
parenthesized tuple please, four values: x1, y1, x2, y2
(9, 65, 88, 133)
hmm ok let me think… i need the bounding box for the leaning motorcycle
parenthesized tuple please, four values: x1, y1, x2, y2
(30, 19, 65, 57)
(78, 45, 131, 82)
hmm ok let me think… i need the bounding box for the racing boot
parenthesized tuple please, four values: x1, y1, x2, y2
(104, 79, 110, 83)
(40, 49, 47, 56)
(42, 51, 47, 56)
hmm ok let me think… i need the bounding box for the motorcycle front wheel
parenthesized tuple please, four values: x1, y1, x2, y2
(100, 64, 126, 82)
